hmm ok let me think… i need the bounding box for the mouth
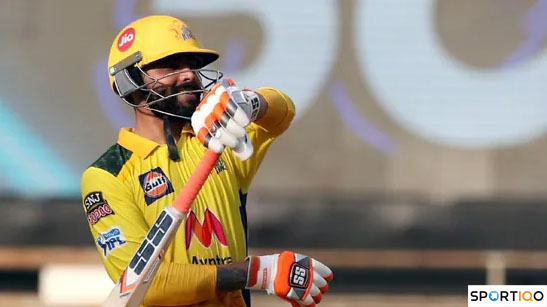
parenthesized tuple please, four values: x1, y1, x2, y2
(177, 91, 201, 106)
(182, 91, 200, 98)
(174, 81, 200, 92)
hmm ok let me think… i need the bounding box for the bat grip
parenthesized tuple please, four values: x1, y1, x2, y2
(172, 150, 221, 214)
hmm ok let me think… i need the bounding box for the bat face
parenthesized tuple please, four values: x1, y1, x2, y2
(102, 207, 184, 307)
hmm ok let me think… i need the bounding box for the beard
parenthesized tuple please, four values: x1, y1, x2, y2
(150, 82, 202, 123)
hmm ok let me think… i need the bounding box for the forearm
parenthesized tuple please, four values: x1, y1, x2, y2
(143, 261, 217, 306)
(216, 259, 249, 291)
(142, 260, 250, 305)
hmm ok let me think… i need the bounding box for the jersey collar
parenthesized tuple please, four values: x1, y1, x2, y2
(181, 124, 194, 135)
(117, 128, 160, 159)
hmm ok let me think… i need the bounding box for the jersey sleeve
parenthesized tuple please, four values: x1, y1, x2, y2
(231, 87, 296, 193)
(81, 166, 149, 281)
(81, 167, 218, 305)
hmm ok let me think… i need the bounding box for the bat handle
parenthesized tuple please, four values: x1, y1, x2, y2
(172, 150, 221, 214)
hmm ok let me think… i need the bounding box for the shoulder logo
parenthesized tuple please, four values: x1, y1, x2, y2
(139, 167, 174, 205)
(83, 191, 114, 225)
(117, 27, 135, 52)
(96, 226, 126, 258)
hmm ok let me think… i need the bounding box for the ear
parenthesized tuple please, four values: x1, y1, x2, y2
(129, 90, 146, 106)
(110, 52, 144, 97)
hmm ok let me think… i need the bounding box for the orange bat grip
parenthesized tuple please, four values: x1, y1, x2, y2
(172, 150, 221, 214)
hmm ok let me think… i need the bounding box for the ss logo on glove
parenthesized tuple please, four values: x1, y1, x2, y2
(289, 264, 309, 288)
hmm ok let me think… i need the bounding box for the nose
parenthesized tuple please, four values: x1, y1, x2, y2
(177, 67, 196, 84)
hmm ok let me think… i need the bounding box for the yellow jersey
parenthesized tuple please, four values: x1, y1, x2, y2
(81, 87, 295, 306)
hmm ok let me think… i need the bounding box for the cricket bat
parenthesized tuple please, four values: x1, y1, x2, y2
(101, 150, 221, 307)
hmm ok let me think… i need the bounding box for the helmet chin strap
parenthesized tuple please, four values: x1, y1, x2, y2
(162, 116, 181, 161)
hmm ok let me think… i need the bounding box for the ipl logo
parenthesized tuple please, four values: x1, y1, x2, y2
(97, 226, 126, 258)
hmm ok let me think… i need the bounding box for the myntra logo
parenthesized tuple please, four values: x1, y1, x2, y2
(185, 209, 227, 249)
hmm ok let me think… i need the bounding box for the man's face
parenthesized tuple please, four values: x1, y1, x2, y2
(140, 53, 203, 120)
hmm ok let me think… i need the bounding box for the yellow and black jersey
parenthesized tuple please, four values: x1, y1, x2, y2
(81, 87, 295, 307)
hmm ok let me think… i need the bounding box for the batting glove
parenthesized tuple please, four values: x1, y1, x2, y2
(191, 78, 259, 161)
(246, 251, 334, 307)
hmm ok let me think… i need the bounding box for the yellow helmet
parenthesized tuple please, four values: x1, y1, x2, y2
(107, 15, 219, 97)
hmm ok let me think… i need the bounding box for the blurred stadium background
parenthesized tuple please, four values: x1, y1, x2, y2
(1, 0, 547, 306)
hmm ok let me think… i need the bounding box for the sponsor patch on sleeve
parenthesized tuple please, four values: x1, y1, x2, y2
(139, 167, 174, 206)
(96, 226, 126, 258)
(84, 191, 115, 225)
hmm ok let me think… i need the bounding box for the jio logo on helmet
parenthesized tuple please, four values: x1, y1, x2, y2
(117, 27, 135, 52)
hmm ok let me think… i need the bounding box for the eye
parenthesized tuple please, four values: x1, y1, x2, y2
(188, 58, 199, 69)
(179, 56, 199, 70)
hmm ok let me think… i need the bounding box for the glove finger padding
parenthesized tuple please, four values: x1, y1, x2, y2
(312, 259, 334, 282)
(211, 99, 247, 137)
(191, 78, 254, 159)
(232, 135, 254, 161)
(222, 79, 260, 124)
(192, 83, 225, 153)
(309, 284, 323, 304)
(289, 301, 302, 307)
(221, 79, 251, 126)
(312, 272, 328, 294)
(195, 126, 224, 153)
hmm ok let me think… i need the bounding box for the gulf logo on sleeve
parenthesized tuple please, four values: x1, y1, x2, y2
(139, 167, 174, 205)
(469, 285, 547, 306)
